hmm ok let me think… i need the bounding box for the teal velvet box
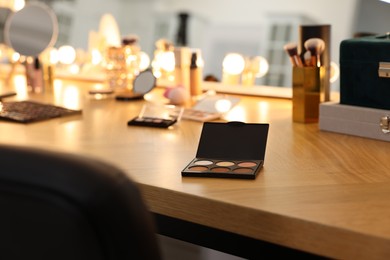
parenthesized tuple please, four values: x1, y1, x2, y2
(340, 35, 390, 110)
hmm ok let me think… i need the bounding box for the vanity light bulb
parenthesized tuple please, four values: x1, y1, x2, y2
(13, 0, 25, 11)
(222, 53, 245, 75)
(330, 61, 340, 83)
(49, 48, 59, 65)
(252, 56, 269, 78)
(160, 51, 175, 72)
(11, 52, 20, 63)
(58, 45, 76, 65)
(139, 51, 150, 71)
(91, 49, 102, 65)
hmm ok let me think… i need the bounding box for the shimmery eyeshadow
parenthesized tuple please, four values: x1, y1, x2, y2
(211, 167, 230, 173)
(233, 168, 253, 174)
(189, 166, 208, 171)
(194, 160, 213, 166)
(216, 161, 235, 167)
(237, 162, 257, 167)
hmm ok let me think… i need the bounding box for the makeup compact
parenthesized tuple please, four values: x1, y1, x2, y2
(182, 94, 240, 122)
(115, 70, 156, 101)
(182, 121, 269, 179)
(127, 103, 183, 128)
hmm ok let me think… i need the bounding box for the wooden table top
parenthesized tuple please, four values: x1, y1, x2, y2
(2, 76, 390, 259)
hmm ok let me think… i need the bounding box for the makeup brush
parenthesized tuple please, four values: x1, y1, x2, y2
(283, 42, 303, 67)
(304, 38, 325, 67)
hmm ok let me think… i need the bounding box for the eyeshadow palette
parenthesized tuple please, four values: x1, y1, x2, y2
(182, 121, 269, 179)
(127, 103, 183, 128)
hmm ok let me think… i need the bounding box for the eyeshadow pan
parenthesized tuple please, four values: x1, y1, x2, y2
(216, 161, 235, 167)
(189, 166, 208, 171)
(233, 168, 253, 174)
(211, 167, 230, 173)
(194, 160, 213, 166)
(238, 161, 257, 167)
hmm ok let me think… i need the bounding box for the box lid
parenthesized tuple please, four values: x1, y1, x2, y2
(340, 35, 390, 62)
(196, 121, 269, 160)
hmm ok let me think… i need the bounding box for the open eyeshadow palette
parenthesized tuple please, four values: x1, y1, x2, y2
(182, 121, 269, 179)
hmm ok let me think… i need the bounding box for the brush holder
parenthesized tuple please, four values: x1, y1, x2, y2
(292, 66, 326, 123)
(298, 24, 331, 101)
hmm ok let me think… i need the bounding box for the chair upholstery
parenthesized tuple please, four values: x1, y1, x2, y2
(0, 144, 162, 260)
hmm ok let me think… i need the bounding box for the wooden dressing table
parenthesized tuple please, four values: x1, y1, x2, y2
(1, 76, 390, 259)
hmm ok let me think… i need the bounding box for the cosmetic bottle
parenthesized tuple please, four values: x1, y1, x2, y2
(189, 49, 203, 99)
(174, 47, 191, 99)
(31, 57, 44, 93)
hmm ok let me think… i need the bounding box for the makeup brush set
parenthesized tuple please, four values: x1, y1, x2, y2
(283, 38, 325, 68)
(283, 25, 331, 123)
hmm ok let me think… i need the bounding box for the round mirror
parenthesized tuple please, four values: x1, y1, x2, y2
(4, 2, 58, 56)
(115, 70, 156, 101)
(133, 70, 156, 94)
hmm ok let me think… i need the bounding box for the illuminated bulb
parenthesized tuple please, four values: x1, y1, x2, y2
(241, 56, 269, 86)
(215, 98, 232, 113)
(139, 51, 150, 71)
(11, 52, 20, 63)
(222, 53, 245, 85)
(49, 48, 59, 65)
(222, 53, 245, 75)
(252, 56, 269, 78)
(13, 0, 25, 11)
(58, 45, 76, 65)
(91, 49, 102, 65)
(160, 51, 175, 72)
(330, 61, 340, 83)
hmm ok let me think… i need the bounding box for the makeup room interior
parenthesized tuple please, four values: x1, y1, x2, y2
(1, 0, 389, 100)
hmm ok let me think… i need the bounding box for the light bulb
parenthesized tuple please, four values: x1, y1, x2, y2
(222, 53, 245, 75)
(252, 56, 269, 78)
(58, 45, 76, 65)
(160, 51, 175, 72)
(139, 51, 150, 71)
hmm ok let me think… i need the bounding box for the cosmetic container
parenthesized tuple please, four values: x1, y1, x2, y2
(292, 66, 326, 123)
(298, 25, 331, 101)
(189, 49, 203, 98)
(174, 47, 191, 98)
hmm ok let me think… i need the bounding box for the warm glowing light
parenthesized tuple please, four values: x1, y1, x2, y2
(49, 48, 59, 64)
(215, 98, 232, 113)
(330, 61, 340, 83)
(252, 56, 269, 78)
(13, 0, 25, 11)
(222, 53, 245, 75)
(139, 51, 150, 71)
(99, 13, 121, 47)
(41, 48, 59, 65)
(69, 64, 80, 74)
(11, 52, 20, 63)
(159, 51, 175, 72)
(62, 85, 80, 110)
(90, 49, 102, 65)
(58, 45, 76, 65)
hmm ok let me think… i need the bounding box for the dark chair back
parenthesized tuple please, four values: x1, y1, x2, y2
(0, 144, 162, 260)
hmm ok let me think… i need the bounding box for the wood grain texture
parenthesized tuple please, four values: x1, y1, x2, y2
(2, 78, 390, 259)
